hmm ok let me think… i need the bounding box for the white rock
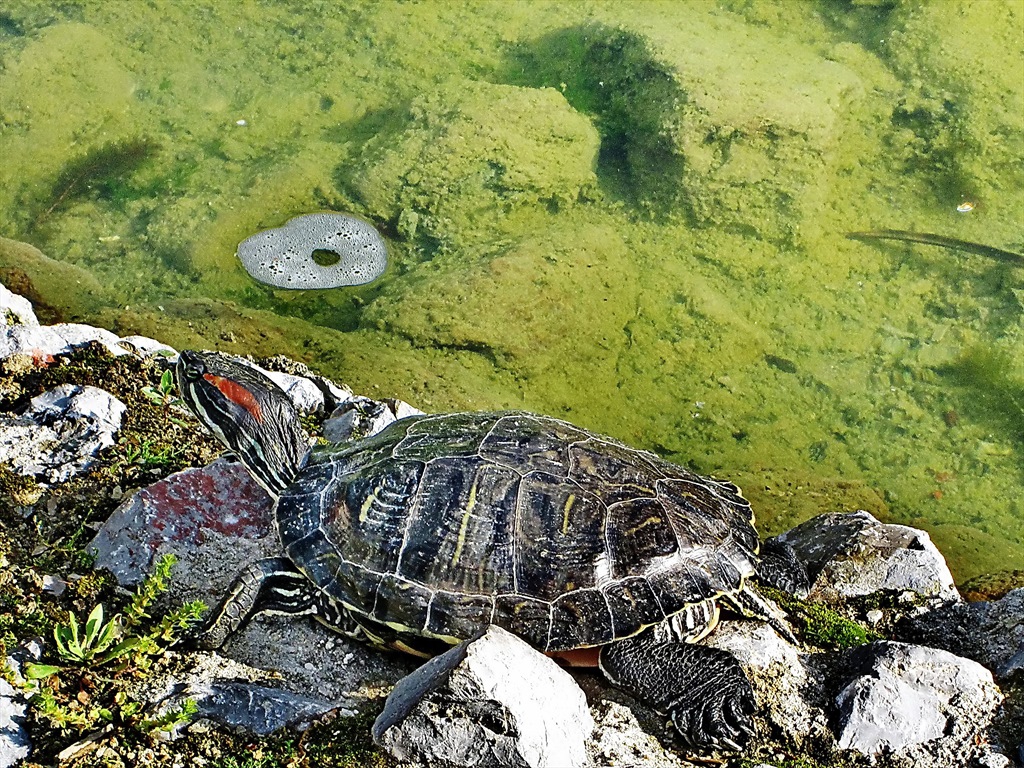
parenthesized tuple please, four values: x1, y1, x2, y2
(0, 284, 37, 328)
(0, 417, 62, 478)
(0, 678, 30, 768)
(835, 641, 1002, 757)
(0, 322, 129, 360)
(779, 511, 959, 603)
(373, 625, 593, 768)
(0, 385, 126, 483)
(117, 335, 177, 357)
(1, 651, 36, 768)
(584, 699, 687, 768)
(262, 369, 326, 413)
(29, 383, 126, 437)
(977, 751, 1012, 768)
(323, 396, 424, 443)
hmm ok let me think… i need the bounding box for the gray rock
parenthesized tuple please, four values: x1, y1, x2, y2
(0, 283, 38, 328)
(373, 625, 593, 768)
(0, 384, 126, 484)
(835, 641, 1002, 759)
(89, 457, 275, 587)
(0, 322, 130, 360)
(0, 678, 31, 768)
(157, 679, 335, 736)
(779, 510, 959, 603)
(899, 588, 1024, 682)
(707, 621, 828, 750)
(1000, 646, 1024, 679)
(323, 396, 423, 443)
(132, 649, 354, 743)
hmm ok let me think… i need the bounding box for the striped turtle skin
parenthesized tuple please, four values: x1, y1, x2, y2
(280, 410, 759, 652)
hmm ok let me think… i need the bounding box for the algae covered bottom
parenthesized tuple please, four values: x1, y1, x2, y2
(0, 1, 1022, 581)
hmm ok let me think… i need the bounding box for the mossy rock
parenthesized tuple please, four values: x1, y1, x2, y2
(342, 79, 601, 251)
(509, 16, 864, 239)
(361, 219, 638, 424)
(881, 1, 1024, 203)
(0, 237, 110, 322)
(959, 569, 1024, 602)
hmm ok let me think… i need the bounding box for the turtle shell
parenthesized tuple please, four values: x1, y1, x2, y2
(276, 411, 759, 652)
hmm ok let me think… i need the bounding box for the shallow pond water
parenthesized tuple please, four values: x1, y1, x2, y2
(1, 0, 1022, 580)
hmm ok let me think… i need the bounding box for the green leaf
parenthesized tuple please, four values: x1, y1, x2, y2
(97, 614, 123, 652)
(54, 623, 83, 661)
(141, 387, 164, 405)
(83, 604, 105, 646)
(160, 369, 174, 393)
(23, 663, 61, 679)
(97, 636, 143, 665)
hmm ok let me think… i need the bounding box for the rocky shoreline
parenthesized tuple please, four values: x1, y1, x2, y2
(1, 281, 1021, 768)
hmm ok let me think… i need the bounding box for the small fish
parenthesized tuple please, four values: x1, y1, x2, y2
(847, 230, 1024, 266)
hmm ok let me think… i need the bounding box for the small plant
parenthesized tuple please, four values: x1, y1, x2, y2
(7, 554, 206, 748)
(52, 603, 139, 666)
(799, 603, 878, 649)
(23, 553, 204, 682)
(141, 697, 199, 735)
(116, 436, 185, 469)
(141, 368, 178, 408)
(141, 366, 192, 427)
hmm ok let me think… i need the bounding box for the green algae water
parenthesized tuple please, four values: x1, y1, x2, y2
(1, 1, 1022, 581)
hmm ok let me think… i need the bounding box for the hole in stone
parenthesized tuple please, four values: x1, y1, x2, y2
(311, 249, 341, 267)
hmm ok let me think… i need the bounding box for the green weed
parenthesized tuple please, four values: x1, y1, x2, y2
(10, 554, 205, 739)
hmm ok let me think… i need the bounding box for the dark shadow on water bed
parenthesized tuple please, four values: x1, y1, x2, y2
(940, 346, 1024, 460)
(23, 138, 162, 235)
(499, 23, 690, 219)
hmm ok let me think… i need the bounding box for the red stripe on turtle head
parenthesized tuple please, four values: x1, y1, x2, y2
(204, 374, 263, 421)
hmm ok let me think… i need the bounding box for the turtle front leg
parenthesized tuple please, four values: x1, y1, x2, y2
(598, 628, 756, 752)
(196, 557, 318, 649)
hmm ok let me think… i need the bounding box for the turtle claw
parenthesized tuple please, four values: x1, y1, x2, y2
(669, 677, 756, 753)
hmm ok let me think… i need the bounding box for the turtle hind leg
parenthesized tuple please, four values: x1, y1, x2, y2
(196, 557, 318, 649)
(598, 628, 755, 753)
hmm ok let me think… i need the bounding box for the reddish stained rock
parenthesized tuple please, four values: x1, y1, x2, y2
(89, 458, 274, 587)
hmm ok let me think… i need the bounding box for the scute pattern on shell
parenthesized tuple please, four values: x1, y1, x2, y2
(277, 411, 759, 652)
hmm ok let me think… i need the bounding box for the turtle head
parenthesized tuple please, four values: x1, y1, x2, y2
(176, 350, 310, 499)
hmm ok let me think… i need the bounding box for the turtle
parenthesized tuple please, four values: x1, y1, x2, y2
(174, 349, 806, 753)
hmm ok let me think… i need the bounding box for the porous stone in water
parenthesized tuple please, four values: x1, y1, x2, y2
(236, 213, 387, 289)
